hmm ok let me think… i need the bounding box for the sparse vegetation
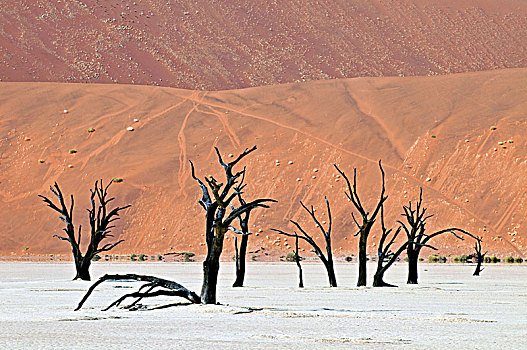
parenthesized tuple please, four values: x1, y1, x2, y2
(285, 252, 295, 262)
(484, 256, 500, 263)
(428, 255, 447, 263)
(183, 252, 194, 262)
(452, 254, 469, 263)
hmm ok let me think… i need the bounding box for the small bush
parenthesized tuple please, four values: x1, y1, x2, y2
(138, 254, 147, 261)
(183, 252, 195, 262)
(87, 127, 95, 133)
(452, 254, 469, 263)
(69, 149, 77, 154)
(345, 256, 353, 262)
(112, 177, 123, 183)
(515, 257, 523, 263)
(38, 159, 45, 163)
(130, 254, 137, 261)
(484, 256, 500, 263)
(429, 255, 446, 263)
(285, 252, 295, 262)
(157, 255, 163, 261)
(92, 254, 101, 261)
(505, 256, 515, 263)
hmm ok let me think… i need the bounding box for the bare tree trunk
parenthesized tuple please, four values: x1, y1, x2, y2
(357, 230, 367, 286)
(74, 257, 92, 281)
(294, 235, 304, 288)
(407, 250, 419, 284)
(296, 259, 304, 288)
(201, 259, 220, 304)
(325, 261, 337, 287)
(201, 227, 226, 304)
(473, 259, 483, 276)
(233, 234, 248, 287)
(373, 268, 395, 287)
(473, 237, 485, 276)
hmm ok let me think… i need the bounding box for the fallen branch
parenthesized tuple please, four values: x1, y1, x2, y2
(75, 274, 200, 311)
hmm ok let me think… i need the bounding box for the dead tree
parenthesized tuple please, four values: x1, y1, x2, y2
(294, 235, 304, 288)
(335, 161, 387, 287)
(472, 237, 486, 276)
(190, 146, 276, 304)
(75, 274, 200, 311)
(373, 205, 407, 287)
(39, 180, 130, 281)
(229, 172, 253, 288)
(272, 197, 337, 287)
(399, 188, 474, 284)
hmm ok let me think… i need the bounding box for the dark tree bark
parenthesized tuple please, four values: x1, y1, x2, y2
(39, 180, 130, 281)
(273, 197, 336, 287)
(335, 161, 387, 287)
(472, 237, 486, 276)
(75, 274, 200, 311)
(373, 205, 408, 287)
(295, 235, 304, 288)
(399, 188, 475, 284)
(229, 171, 253, 288)
(406, 249, 420, 284)
(233, 234, 249, 287)
(190, 146, 276, 304)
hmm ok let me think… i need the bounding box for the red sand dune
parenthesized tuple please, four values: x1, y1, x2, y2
(1, 68, 526, 258)
(1, 0, 526, 90)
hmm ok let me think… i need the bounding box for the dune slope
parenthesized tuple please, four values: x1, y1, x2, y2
(1, 69, 526, 257)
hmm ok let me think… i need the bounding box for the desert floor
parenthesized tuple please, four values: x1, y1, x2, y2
(1, 261, 525, 349)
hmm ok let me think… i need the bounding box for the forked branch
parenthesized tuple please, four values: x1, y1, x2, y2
(75, 274, 200, 311)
